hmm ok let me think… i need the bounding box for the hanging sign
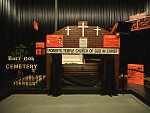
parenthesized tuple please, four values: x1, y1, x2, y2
(33, 21, 39, 31)
(79, 37, 87, 48)
(127, 64, 144, 85)
(129, 12, 147, 21)
(46, 48, 119, 54)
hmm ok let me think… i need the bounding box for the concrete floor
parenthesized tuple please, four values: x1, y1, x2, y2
(0, 94, 150, 113)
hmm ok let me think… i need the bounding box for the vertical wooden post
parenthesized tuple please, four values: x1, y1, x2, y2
(137, 18, 139, 30)
(46, 54, 51, 91)
(55, 0, 58, 32)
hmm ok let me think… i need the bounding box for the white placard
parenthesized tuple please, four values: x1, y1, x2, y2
(79, 38, 87, 48)
(62, 54, 83, 64)
(46, 48, 120, 54)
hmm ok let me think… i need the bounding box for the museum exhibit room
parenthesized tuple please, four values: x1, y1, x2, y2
(1, 0, 150, 113)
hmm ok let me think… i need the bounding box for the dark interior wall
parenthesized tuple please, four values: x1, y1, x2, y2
(1, 0, 55, 41)
(1, 0, 147, 40)
(0, 0, 148, 46)
(57, 0, 146, 30)
(0, 0, 150, 76)
(0, 0, 55, 76)
(120, 29, 150, 76)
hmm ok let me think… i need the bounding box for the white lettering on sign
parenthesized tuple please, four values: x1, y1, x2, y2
(46, 48, 120, 54)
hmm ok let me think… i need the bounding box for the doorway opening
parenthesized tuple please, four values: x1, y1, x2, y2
(62, 54, 101, 93)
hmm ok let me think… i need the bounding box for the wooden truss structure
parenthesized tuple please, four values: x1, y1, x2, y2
(125, 12, 150, 31)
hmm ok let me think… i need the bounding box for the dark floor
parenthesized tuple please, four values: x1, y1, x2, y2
(0, 89, 12, 102)
(0, 94, 150, 113)
(127, 83, 150, 106)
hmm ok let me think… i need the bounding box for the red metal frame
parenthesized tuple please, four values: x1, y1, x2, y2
(111, 23, 118, 34)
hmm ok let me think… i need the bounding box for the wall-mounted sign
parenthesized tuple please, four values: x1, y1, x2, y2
(127, 64, 144, 85)
(36, 49, 42, 55)
(46, 35, 63, 47)
(46, 48, 119, 54)
(79, 37, 87, 48)
(36, 42, 45, 48)
(103, 35, 120, 48)
(36, 42, 45, 55)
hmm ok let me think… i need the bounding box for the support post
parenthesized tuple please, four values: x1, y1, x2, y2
(55, 0, 58, 32)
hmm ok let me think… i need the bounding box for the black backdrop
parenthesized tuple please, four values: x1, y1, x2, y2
(1, 0, 147, 36)
(50, 54, 116, 96)
(1, 0, 150, 77)
(120, 29, 150, 75)
(100, 55, 116, 96)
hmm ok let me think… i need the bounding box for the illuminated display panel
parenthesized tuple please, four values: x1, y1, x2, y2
(36, 42, 45, 48)
(103, 35, 120, 48)
(127, 64, 144, 85)
(46, 35, 63, 47)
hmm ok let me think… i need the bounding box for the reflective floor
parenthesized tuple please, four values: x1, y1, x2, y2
(0, 94, 150, 113)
